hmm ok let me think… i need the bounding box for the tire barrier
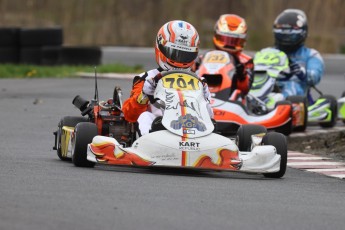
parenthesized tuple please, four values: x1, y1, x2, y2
(19, 47, 42, 65)
(19, 27, 63, 65)
(41, 46, 61, 66)
(0, 47, 20, 64)
(59, 46, 102, 65)
(19, 27, 63, 47)
(0, 26, 102, 66)
(0, 28, 20, 63)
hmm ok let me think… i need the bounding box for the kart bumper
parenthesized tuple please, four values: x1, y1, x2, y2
(86, 131, 281, 174)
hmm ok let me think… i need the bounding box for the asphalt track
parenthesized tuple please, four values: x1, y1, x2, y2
(1, 72, 345, 230)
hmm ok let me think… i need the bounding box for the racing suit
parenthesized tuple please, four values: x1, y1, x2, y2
(122, 68, 213, 136)
(276, 45, 324, 98)
(231, 52, 254, 97)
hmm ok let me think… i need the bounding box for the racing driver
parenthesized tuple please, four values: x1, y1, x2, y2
(122, 20, 213, 136)
(272, 9, 324, 97)
(195, 14, 254, 98)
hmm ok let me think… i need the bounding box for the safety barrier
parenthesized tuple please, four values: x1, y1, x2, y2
(0, 27, 101, 65)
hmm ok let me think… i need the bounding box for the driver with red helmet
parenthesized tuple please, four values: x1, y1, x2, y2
(122, 20, 213, 136)
(196, 14, 254, 97)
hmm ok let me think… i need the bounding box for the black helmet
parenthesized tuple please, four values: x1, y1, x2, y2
(273, 9, 308, 53)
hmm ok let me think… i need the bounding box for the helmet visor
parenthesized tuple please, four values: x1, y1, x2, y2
(214, 33, 245, 49)
(273, 28, 304, 46)
(158, 41, 198, 64)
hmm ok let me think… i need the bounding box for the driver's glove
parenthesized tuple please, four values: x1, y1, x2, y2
(235, 63, 245, 80)
(200, 77, 211, 102)
(199, 77, 213, 118)
(143, 76, 156, 96)
(290, 62, 306, 81)
(139, 73, 163, 105)
(277, 70, 292, 80)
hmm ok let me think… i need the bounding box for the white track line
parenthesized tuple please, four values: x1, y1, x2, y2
(287, 162, 345, 166)
(287, 150, 345, 179)
(327, 174, 345, 179)
(288, 156, 331, 160)
(306, 168, 345, 172)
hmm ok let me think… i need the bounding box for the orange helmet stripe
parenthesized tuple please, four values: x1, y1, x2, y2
(168, 21, 176, 42)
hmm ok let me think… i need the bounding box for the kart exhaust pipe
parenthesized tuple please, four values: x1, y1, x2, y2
(72, 95, 89, 112)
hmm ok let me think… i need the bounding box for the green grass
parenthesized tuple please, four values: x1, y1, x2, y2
(0, 63, 144, 78)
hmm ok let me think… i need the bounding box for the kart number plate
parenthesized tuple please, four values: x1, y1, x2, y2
(204, 53, 229, 64)
(162, 73, 200, 91)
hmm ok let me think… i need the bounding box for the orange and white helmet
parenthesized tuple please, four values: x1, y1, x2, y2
(155, 20, 200, 70)
(213, 14, 247, 53)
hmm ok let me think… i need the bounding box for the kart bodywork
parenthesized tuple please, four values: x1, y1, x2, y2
(252, 48, 337, 129)
(197, 50, 293, 135)
(54, 70, 288, 178)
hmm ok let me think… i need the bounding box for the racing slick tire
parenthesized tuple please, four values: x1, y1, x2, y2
(56, 116, 88, 161)
(273, 101, 293, 136)
(236, 124, 267, 151)
(72, 122, 97, 167)
(262, 132, 287, 178)
(286, 95, 308, 132)
(319, 95, 337, 128)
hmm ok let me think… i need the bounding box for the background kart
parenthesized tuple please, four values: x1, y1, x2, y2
(53, 74, 135, 163)
(75, 70, 288, 178)
(250, 47, 308, 132)
(252, 47, 337, 130)
(197, 50, 293, 136)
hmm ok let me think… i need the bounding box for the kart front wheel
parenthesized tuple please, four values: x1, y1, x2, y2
(56, 116, 88, 161)
(72, 122, 97, 167)
(236, 124, 267, 151)
(262, 132, 287, 178)
(319, 95, 337, 128)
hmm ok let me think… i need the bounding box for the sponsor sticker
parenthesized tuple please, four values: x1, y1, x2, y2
(179, 141, 200, 151)
(183, 129, 195, 134)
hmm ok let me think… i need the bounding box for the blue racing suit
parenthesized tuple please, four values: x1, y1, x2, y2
(276, 45, 325, 98)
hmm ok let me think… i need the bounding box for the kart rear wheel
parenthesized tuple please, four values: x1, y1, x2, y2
(262, 132, 287, 178)
(236, 124, 267, 151)
(72, 122, 97, 167)
(274, 101, 293, 136)
(319, 95, 337, 128)
(286, 95, 308, 132)
(56, 116, 88, 161)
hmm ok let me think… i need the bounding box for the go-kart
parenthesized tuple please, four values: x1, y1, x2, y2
(197, 50, 293, 136)
(53, 73, 135, 163)
(248, 47, 338, 130)
(251, 47, 308, 131)
(70, 70, 288, 178)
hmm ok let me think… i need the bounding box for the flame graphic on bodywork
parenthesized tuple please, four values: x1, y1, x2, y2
(90, 142, 154, 166)
(193, 148, 242, 170)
